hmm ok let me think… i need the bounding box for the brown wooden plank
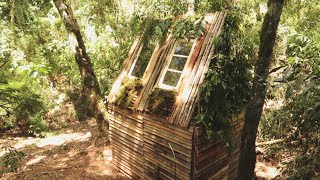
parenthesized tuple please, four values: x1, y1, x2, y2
(144, 154, 190, 180)
(111, 116, 144, 134)
(110, 122, 143, 139)
(109, 112, 144, 128)
(144, 114, 193, 137)
(144, 132, 192, 156)
(144, 160, 176, 180)
(143, 140, 191, 163)
(144, 145, 191, 171)
(109, 129, 143, 146)
(112, 107, 144, 123)
(112, 145, 144, 165)
(144, 126, 191, 149)
(113, 151, 144, 170)
(113, 156, 143, 178)
(111, 137, 143, 155)
(111, 130, 144, 150)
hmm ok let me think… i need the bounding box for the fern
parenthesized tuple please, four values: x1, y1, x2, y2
(2, 147, 26, 172)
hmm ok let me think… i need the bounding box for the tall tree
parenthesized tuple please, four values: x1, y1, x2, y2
(238, 0, 285, 179)
(53, 0, 108, 138)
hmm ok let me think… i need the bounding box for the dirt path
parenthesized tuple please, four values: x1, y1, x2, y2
(0, 119, 128, 180)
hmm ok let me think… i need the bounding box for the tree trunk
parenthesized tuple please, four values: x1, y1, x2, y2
(53, 0, 109, 139)
(237, 0, 285, 179)
(10, 0, 15, 29)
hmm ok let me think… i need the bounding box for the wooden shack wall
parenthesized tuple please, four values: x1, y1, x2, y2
(108, 107, 145, 179)
(108, 106, 244, 180)
(108, 107, 193, 180)
(193, 113, 244, 180)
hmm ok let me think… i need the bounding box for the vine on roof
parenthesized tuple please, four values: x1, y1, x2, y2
(131, 14, 206, 47)
(196, 8, 258, 151)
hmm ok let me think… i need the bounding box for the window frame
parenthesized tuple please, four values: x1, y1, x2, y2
(128, 41, 157, 79)
(158, 39, 196, 91)
(127, 44, 143, 79)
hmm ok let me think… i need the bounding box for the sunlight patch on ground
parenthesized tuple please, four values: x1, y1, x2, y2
(255, 161, 280, 179)
(26, 155, 47, 165)
(67, 149, 78, 157)
(36, 132, 91, 148)
(103, 149, 112, 162)
(0, 132, 92, 158)
(84, 147, 114, 176)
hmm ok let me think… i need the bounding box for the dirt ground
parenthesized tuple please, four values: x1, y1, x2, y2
(0, 119, 128, 180)
(0, 117, 279, 180)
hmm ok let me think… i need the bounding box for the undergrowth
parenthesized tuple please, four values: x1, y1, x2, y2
(111, 77, 143, 108)
(146, 87, 176, 116)
(196, 7, 257, 147)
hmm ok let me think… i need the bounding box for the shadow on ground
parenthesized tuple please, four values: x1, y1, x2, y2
(0, 119, 128, 180)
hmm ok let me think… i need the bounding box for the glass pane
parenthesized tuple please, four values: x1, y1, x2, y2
(162, 71, 182, 87)
(131, 41, 156, 78)
(169, 56, 187, 71)
(174, 41, 193, 56)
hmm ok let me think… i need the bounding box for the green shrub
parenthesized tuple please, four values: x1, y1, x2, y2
(14, 93, 49, 137)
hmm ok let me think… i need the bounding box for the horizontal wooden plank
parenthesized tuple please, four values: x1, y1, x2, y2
(196, 145, 228, 171)
(144, 125, 192, 148)
(113, 156, 143, 179)
(210, 165, 229, 180)
(109, 113, 144, 129)
(110, 123, 143, 140)
(196, 138, 225, 155)
(113, 162, 141, 179)
(113, 156, 143, 174)
(144, 133, 192, 157)
(196, 157, 229, 179)
(144, 140, 191, 163)
(112, 145, 144, 165)
(110, 128, 143, 147)
(196, 151, 228, 176)
(113, 153, 144, 170)
(145, 154, 190, 179)
(144, 161, 176, 180)
(112, 106, 144, 122)
(144, 114, 193, 135)
(144, 147, 191, 171)
(111, 137, 143, 155)
(110, 117, 143, 135)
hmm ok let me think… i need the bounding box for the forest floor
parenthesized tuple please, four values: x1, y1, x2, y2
(0, 102, 280, 180)
(0, 117, 128, 180)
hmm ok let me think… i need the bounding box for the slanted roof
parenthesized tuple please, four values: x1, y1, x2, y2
(108, 11, 227, 127)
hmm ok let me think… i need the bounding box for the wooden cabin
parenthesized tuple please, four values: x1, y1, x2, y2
(107, 12, 244, 180)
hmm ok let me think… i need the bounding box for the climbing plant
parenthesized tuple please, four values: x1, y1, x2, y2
(196, 5, 259, 145)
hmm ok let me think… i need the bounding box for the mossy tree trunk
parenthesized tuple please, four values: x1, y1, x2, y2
(53, 0, 108, 138)
(238, 0, 285, 179)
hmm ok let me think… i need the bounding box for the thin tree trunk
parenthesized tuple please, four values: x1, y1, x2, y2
(238, 0, 285, 179)
(53, 0, 109, 139)
(10, 0, 15, 29)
